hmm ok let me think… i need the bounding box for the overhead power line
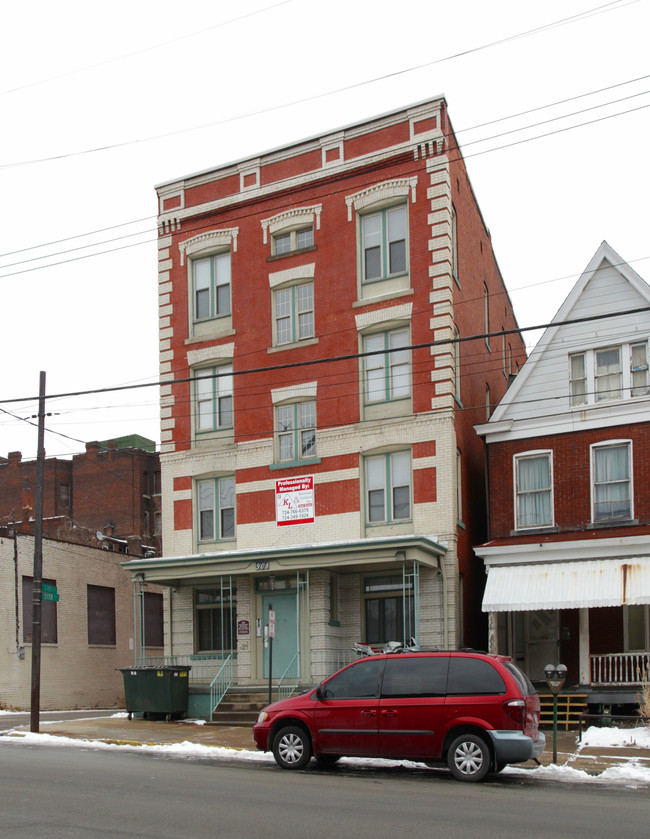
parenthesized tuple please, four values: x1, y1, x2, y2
(1, 304, 648, 407)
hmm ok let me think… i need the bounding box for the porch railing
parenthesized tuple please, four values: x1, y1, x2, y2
(309, 649, 357, 682)
(590, 652, 650, 686)
(138, 654, 225, 685)
(210, 654, 235, 715)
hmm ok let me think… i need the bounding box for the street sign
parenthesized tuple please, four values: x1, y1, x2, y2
(269, 609, 275, 638)
(42, 583, 57, 594)
(41, 591, 59, 602)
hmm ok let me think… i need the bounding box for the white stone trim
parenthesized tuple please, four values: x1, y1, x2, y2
(268, 262, 316, 289)
(187, 342, 235, 368)
(179, 228, 239, 265)
(355, 303, 412, 331)
(345, 177, 417, 221)
(271, 381, 318, 404)
(261, 206, 322, 244)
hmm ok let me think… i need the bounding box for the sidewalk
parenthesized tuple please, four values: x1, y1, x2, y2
(6, 716, 650, 777)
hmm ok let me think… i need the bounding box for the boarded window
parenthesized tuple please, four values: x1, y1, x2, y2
(87, 585, 116, 645)
(22, 576, 58, 644)
(144, 592, 164, 647)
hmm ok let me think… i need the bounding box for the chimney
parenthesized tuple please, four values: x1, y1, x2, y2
(8, 451, 22, 468)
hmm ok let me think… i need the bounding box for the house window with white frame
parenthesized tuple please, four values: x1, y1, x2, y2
(195, 366, 233, 432)
(361, 205, 407, 282)
(591, 441, 632, 522)
(365, 451, 411, 524)
(570, 342, 649, 406)
(198, 476, 236, 541)
(363, 328, 410, 404)
(274, 282, 314, 345)
(277, 401, 316, 462)
(515, 451, 553, 530)
(193, 251, 231, 321)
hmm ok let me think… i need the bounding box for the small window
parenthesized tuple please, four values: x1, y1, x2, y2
(631, 343, 649, 396)
(193, 252, 231, 321)
(595, 346, 622, 402)
(361, 205, 407, 282)
(272, 226, 314, 256)
(198, 476, 236, 541)
(570, 352, 587, 406)
(365, 451, 411, 524)
(195, 366, 233, 432)
(447, 657, 506, 696)
(87, 584, 116, 646)
(58, 483, 70, 509)
(276, 401, 316, 462)
(274, 282, 314, 345)
(321, 658, 382, 699)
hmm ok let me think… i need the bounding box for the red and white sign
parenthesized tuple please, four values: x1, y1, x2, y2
(275, 476, 315, 526)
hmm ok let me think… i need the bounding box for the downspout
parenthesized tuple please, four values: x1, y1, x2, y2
(12, 520, 23, 656)
(439, 555, 448, 649)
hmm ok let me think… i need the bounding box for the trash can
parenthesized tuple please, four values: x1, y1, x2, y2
(119, 665, 191, 720)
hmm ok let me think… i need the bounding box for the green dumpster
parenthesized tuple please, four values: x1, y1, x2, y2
(119, 665, 191, 720)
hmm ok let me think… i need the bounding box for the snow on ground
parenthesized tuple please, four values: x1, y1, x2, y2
(1, 722, 648, 787)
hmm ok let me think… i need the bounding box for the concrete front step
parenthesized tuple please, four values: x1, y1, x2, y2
(211, 688, 274, 725)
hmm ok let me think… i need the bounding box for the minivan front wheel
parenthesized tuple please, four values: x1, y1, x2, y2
(447, 733, 491, 782)
(272, 726, 312, 770)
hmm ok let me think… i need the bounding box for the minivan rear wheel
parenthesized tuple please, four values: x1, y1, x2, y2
(447, 733, 491, 782)
(272, 725, 312, 770)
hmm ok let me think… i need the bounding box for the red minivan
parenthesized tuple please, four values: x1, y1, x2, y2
(253, 651, 545, 781)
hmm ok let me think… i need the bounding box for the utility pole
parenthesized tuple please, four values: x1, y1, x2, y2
(30, 371, 46, 734)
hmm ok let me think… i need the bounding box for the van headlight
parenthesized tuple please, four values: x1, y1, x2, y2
(256, 710, 269, 724)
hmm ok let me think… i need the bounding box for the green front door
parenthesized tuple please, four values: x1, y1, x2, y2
(263, 591, 298, 680)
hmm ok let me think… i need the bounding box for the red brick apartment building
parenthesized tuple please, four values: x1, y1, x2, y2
(0, 437, 161, 553)
(124, 97, 525, 695)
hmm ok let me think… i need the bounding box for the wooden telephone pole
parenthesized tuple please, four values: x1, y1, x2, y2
(30, 371, 46, 733)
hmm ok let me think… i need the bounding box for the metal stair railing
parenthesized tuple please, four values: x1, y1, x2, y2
(278, 653, 300, 699)
(210, 654, 234, 716)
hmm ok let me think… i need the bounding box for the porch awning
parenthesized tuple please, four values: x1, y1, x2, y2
(482, 558, 650, 612)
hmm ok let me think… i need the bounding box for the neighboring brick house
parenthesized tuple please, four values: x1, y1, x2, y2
(475, 242, 650, 706)
(0, 532, 163, 710)
(124, 97, 525, 697)
(0, 435, 162, 553)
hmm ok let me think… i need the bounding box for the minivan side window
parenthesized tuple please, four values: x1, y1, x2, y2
(381, 656, 449, 697)
(446, 657, 506, 696)
(321, 659, 382, 699)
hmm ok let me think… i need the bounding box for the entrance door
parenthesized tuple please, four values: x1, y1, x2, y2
(526, 610, 559, 680)
(263, 592, 298, 679)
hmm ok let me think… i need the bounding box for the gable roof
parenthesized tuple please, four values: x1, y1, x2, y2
(475, 241, 650, 439)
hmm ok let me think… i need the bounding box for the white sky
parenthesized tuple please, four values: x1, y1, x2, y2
(1, 717, 650, 787)
(1, 0, 648, 460)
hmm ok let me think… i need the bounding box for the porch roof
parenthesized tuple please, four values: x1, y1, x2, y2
(121, 534, 447, 587)
(482, 557, 650, 612)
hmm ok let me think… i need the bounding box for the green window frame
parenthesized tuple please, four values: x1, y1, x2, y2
(361, 205, 407, 282)
(363, 328, 410, 404)
(273, 225, 314, 256)
(198, 476, 236, 542)
(274, 282, 314, 345)
(195, 365, 233, 432)
(277, 401, 316, 462)
(365, 451, 411, 524)
(193, 251, 231, 321)
(195, 584, 237, 653)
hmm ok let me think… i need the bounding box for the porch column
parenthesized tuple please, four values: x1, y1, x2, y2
(487, 611, 498, 654)
(579, 607, 590, 684)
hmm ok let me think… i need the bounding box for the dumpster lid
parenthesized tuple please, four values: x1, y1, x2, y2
(117, 665, 191, 672)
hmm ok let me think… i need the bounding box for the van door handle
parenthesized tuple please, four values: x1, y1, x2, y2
(360, 709, 376, 718)
(381, 709, 397, 717)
